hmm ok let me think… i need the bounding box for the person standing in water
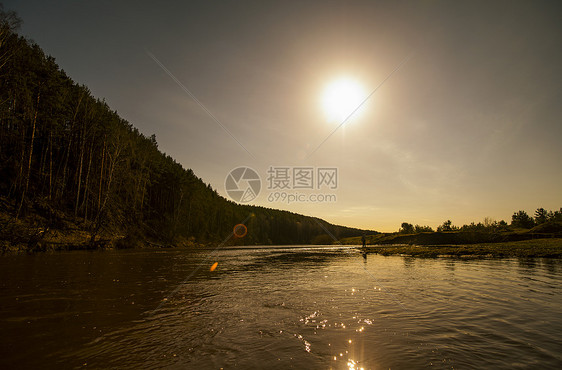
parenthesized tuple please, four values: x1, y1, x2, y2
(361, 233, 368, 261)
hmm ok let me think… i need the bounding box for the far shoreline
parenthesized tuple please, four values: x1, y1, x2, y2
(357, 238, 562, 258)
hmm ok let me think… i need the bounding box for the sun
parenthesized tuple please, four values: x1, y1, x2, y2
(321, 77, 367, 122)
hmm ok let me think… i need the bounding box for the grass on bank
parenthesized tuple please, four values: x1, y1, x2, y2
(360, 238, 562, 258)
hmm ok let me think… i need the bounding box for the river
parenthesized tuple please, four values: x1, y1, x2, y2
(1, 246, 561, 369)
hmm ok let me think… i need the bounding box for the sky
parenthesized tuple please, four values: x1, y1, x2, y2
(5, 0, 562, 232)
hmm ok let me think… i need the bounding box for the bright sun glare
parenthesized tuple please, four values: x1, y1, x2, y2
(321, 78, 367, 123)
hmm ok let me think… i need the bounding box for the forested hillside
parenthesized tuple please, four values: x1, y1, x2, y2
(0, 9, 368, 249)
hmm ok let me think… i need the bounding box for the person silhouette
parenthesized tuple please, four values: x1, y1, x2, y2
(361, 233, 367, 261)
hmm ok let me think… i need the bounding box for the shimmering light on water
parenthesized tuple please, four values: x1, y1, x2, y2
(0, 246, 561, 369)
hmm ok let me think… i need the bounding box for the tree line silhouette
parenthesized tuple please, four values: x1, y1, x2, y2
(399, 208, 562, 234)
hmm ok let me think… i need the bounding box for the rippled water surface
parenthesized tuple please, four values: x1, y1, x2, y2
(1, 246, 561, 369)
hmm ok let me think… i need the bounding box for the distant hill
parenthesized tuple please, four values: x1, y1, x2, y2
(0, 14, 371, 250)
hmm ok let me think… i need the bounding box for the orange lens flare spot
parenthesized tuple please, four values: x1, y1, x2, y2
(210, 262, 218, 272)
(233, 223, 248, 238)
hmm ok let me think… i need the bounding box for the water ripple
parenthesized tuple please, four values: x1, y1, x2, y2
(1, 250, 561, 369)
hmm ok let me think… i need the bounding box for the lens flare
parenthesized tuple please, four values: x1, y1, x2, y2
(233, 223, 248, 238)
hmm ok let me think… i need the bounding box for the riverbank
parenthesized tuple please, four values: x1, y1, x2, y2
(360, 238, 562, 258)
(0, 201, 207, 253)
(0, 227, 208, 253)
(340, 226, 562, 246)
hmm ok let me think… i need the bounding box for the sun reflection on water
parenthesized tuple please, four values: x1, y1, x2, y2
(346, 358, 366, 370)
